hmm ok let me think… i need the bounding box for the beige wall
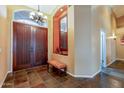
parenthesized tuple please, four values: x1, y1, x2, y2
(0, 6, 8, 87)
(110, 11, 117, 63)
(74, 5, 94, 76)
(116, 27, 124, 60)
(91, 6, 101, 75)
(114, 11, 124, 60)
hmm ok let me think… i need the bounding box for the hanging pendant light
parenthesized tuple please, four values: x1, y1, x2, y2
(29, 5, 48, 23)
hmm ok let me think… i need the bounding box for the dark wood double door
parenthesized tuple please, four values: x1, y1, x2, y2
(13, 22, 48, 71)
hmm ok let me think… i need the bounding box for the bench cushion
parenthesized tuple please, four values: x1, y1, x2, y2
(48, 60, 66, 69)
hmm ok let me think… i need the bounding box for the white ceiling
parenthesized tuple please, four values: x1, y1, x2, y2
(27, 5, 124, 18)
(112, 5, 124, 18)
(26, 5, 59, 15)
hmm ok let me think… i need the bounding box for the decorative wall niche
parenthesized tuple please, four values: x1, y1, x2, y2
(53, 5, 68, 55)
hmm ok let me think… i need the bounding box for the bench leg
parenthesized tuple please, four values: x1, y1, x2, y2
(64, 67, 67, 76)
(58, 68, 67, 76)
(58, 69, 61, 76)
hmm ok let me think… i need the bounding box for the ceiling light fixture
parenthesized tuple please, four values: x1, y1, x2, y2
(29, 5, 48, 23)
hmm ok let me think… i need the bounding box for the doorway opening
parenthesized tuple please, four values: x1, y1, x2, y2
(100, 30, 106, 71)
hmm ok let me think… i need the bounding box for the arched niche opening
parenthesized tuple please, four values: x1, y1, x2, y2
(53, 5, 68, 56)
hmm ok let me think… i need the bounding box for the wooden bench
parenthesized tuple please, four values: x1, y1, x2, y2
(47, 60, 67, 76)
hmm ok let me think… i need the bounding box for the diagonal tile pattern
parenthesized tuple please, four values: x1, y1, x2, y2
(2, 62, 124, 88)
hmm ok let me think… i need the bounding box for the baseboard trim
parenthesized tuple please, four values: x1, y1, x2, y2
(67, 71, 75, 77)
(0, 71, 9, 88)
(116, 58, 124, 61)
(91, 70, 101, 78)
(106, 58, 124, 67)
(74, 75, 93, 78)
(107, 59, 117, 67)
(107, 62, 112, 67)
(67, 70, 100, 78)
(8, 71, 12, 73)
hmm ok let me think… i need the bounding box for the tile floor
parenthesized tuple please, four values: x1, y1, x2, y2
(2, 61, 124, 88)
(108, 60, 124, 71)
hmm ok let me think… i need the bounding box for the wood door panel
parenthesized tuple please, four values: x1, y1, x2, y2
(34, 27, 48, 66)
(13, 22, 32, 70)
(13, 22, 48, 71)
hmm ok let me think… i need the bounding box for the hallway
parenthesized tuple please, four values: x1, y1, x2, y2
(2, 61, 124, 88)
(102, 61, 124, 80)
